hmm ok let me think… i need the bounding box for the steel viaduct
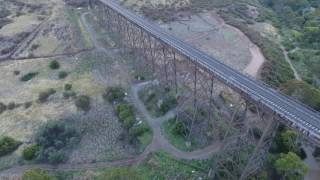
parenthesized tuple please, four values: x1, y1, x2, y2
(93, 0, 320, 143)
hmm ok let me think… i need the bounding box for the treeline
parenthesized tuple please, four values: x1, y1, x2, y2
(260, 0, 320, 49)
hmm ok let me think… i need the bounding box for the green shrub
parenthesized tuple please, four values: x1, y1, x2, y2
(0, 102, 7, 114)
(172, 120, 188, 136)
(124, 116, 135, 129)
(20, 72, 39, 81)
(74, 95, 90, 111)
(63, 91, 76, 99)
(129, 123, 150, 137)
(24, 102, 32, 109)
(103, 87, 125, 103)
(280, 80, 320, 111)
(160, 96, 177, 114)
(58, 71, 68, 79)
(0, 136, 22, 157)
(49, 60, 60, 70)
(64, 84, 72, 91)
(22, 169, 55, 180)
(115, 103, 135, 129)
(7, 102, 16, 110)
(23, 144, 40, 160)
(35, 121, 80, 164)
(38, 89, 56, 103)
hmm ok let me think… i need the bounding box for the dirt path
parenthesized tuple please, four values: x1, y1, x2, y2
(280, 44, 301, 80)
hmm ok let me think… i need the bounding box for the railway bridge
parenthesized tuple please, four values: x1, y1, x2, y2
(90, 0, 320, 178)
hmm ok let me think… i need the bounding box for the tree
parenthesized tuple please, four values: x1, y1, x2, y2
(35, 121, 80, 164)
(276, 130, 299, 153)
(0, 136, 21, 157)
(274, 152, 308, 180)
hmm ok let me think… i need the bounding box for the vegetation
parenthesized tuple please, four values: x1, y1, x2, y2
(313, 146, 320, 158)
(22, 169, 55, 180)
(103, 87, 126, 103)
(163, 117, 194, 151)
(249, 127, 263, 139)
(63, 91, 76, 99)
(13, 70, 20, 75)
(98, 152, 209, 179)
(139, 86, 177, 117)
(274, 152, 308, 180)
(0, 136, 21, 157)
(58, 71, 68, 79)
(74, 95, 91, 111)
(98, 167, 141, 180)
(35, 121, 80, 164)
(7, 102, 16, 110)
(280, 80, 320, 111)
(0, 102, 6, 114)
(23, 144, 40, 161)
(49, 60, 60, 70)
(260, 0, 320, 88)
(115, 103, 135, 129)
(20, 72, 39, 81)
(38, 88, 56, 103)
(129, 122, 152, 151)
(24, 101, 33, 109)
(159, 96, 178, 114)
(115, 102, 151, 150)
(64, 84, 72, 91)
(288, 50, 320, 85)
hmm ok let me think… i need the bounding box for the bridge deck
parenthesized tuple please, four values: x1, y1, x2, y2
(99, 0, 320, 139)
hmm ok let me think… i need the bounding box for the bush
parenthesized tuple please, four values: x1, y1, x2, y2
(173, 120, 188, 136)
(115, 103, 135, 129)
(20, 72, 39, 81)
(130, 123, 150, 137)
(58, 71, 68, 79)
(63, 91, 76, 99)
(7, 102, 16, 110)
(74, 95, 90, 111)
(35, 121, 80, 164)
(13, 70, 20, 75)
(0, 102, 7, 114)
(23, 144, 40, 160)
(298, 148, 307, 160)
(124, 116, 135, 129)
(313, 147, 320, 157)
(49, 60, 60, 70)
(22, 169, 55, 180)
(0, 136, 22, 157)
(38, 89, 56, 103)
(103, 87, 125, 103)
(250, 127, 263, 139)
(64, 84, 72, 91)
(24, 102, 32, 109)
(160, 96, 177, 114)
